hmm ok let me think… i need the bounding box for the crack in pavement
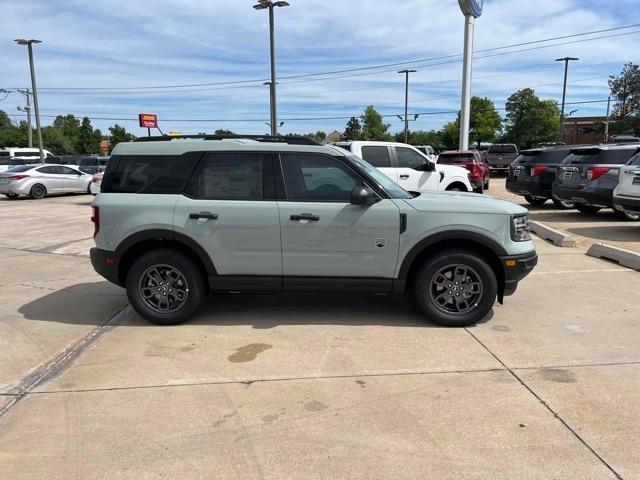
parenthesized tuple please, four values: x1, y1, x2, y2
(0, 305, 132, 418)
(463, 327, 625, 480)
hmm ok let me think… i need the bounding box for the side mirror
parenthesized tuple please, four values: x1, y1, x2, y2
(350, 186, 378, 206)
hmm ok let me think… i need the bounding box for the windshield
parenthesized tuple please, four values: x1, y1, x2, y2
(489, 145, 517, 154)
(348, 155, 412, 199)
(438, 153, 473, 164)
(3, 165, 35, 173)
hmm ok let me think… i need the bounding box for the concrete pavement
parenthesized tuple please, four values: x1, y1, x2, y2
(0, 193, 638, 479)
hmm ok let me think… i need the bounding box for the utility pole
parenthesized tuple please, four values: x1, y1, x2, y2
(14, 39, 44, 163)
(398, 69, 416, 143)
(555, 56, 579, 140)
(253, 0, 289, 136)
(17, 88, 32, 147)
(604, 94, 611, 142)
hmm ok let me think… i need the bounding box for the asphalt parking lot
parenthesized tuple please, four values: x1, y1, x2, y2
(1, 187, 639, 479)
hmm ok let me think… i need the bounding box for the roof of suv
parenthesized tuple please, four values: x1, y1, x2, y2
(112, 138, 343, 157)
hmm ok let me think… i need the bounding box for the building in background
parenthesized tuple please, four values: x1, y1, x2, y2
(562, 116, 609, 144)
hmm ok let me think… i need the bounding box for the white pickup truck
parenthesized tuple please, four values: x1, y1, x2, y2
(332, 141, 472, 193)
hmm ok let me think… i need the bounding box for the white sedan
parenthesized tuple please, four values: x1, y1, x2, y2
(0, 164, 92, 200)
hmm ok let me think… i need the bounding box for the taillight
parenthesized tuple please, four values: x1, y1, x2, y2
(91, 206, 100, 238)
(530, 165, 548, 177)
(7, 175, 29, 181)
(587, 167, 610, 181)
(466, 163, 482, 179)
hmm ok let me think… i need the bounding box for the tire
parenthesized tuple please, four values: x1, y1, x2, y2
(86, 183, 92, 194)
(483, 178, 490, 190)
(473, 186, 483, 194)
(4, 193, 19, 200)
(412, 250, 497, 327)
(552, 198, 575, 210)
(575, 205, 601, 215)
(126, 249, 207, 325)
(29, 184, 47, 199)
(524, 195, 547, 206)
(615, 208, 640, 221)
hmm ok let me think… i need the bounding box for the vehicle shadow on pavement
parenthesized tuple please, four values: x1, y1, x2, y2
(18, 281, 127, 325)
(190, 293, 494, 329)
(531, 210, 620, 223)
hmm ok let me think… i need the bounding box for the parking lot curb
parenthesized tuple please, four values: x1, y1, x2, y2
(586, 243, 640, 271)
(529, 221, 577, 247)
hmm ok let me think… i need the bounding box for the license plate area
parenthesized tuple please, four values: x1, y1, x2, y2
(562, 171, 573, 181)
(513, 168, 522, 177)
(633, 176, 640, 185)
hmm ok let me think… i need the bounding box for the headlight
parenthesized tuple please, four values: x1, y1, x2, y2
(511, 214, 531, 242)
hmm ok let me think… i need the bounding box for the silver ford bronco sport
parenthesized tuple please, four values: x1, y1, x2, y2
(90, 134, 537, 327)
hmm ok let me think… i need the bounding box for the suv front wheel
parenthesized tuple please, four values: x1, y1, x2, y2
(126, 249, 207, 325)
(412, 250, 497, 327)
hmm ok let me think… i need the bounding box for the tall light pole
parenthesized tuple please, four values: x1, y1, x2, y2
(14, 39, 44, 163)
(17, 88, 32, 147)
(458, 0, 483, 151)
(604, 94, 611, 142)
(398, 69, 417, 143)
(253, 0, 289, 136)
(555, 56, 579, 125)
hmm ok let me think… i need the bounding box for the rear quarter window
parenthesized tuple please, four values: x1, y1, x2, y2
(102, 154, 200, 194)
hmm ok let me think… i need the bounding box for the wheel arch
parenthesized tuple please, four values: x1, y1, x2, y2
(115, 229, 216, 286)
(398, 232, 507, 300)
(445, 181, 470, 192)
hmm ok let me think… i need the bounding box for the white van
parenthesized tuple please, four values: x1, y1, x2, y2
(0, 147, 55, 172)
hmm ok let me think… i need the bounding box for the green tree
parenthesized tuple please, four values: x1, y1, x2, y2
(407, 129, 444, 149)
(0, 110, 26, 147)
(343, 116, 362, 140)
(360, 106, 390, 141)
(440, 121, 460, 149)
(608, 62, 640, 136)
(503, 88, 561, 149)
(214, 129, 234, 134)
(76, 117, 102, 154)
(108, 124, 136, 147)
(469, 96, 502, 145)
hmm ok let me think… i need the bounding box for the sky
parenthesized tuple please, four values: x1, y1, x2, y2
(1, 0, 639, 137)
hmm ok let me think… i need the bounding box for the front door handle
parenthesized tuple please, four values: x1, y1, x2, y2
(189, 212, 218, 220)
(290, 213, 319, 221)
(399, 174, 410, 179)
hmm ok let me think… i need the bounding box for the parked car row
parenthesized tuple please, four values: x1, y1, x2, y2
(0, 164, 92, 199)
(506, 143, 640, 220)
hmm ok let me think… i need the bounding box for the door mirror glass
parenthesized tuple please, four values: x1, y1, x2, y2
(350, 186, 378, 205)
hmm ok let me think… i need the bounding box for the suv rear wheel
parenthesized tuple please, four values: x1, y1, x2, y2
(412, 250, 497, 327)
(552, 198, 575, 209)
(524, 195, 547, 206)
(575, 205, 601, 215)
(126, 249, 207, 325)
(615, 208, 640, 221)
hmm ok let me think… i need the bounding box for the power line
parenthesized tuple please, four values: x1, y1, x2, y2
(13, 99, 610, 124)
(24, 23, 640, 93)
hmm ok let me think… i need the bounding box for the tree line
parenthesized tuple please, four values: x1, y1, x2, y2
(0, 111, 135, 155)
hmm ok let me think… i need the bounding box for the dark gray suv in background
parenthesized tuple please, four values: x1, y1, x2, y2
(552, 144, 640, 220)
(506, 145, 575, 209)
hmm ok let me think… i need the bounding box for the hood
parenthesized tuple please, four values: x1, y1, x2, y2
(402, 191, 528, 215)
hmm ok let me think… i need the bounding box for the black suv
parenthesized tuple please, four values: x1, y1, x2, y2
(552, 144, 640, 220)
(506, 146, 575, 209)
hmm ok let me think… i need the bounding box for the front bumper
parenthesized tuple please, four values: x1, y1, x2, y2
(613, 194, 640, 213)
(90, 247, 121, 286)
(552, 184, 613, 208)
(499, 251, 538, 298)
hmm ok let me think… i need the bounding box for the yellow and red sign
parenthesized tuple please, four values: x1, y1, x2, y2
(138, 113, 158, 128)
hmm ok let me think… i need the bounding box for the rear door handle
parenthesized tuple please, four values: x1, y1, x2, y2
(189, 212, 218, 220)
(399, 174, 410, 179)
(290, 213, 319, 221)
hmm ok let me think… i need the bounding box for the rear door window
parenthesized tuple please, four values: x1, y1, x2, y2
(360, 146, 391, 167)
(438, 153, 474, 164)
(184, 153, 272, 200)
(36, 166, 60, 174)
(102, 154, 200, 194)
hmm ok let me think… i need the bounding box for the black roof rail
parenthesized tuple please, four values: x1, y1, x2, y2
(133, 134, 321, 146)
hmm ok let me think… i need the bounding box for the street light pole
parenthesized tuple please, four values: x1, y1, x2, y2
(253, 0, 289, 136)
(604, 94, 611, 142)
(15, 39, 44, 162)
(555, 56, 579, 137)
(398, 69, 416, 143)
